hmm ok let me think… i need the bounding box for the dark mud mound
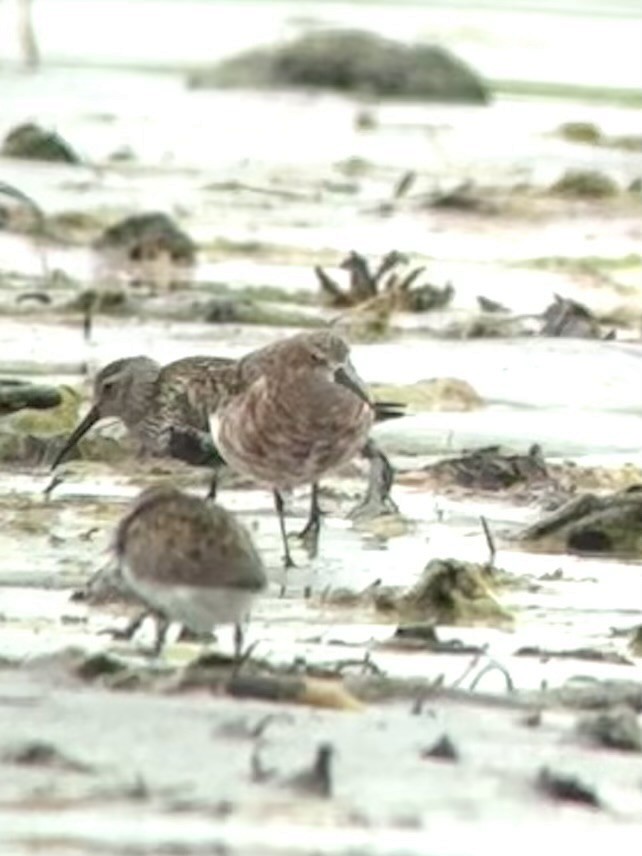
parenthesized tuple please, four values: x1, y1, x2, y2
(188, 30, 489, 104)
(0, 380, 61, 417)
(93, 213, 197, 265)
(424, 444, 550, 491)
(550, 169, 619, 199)
(1, 123, 81, 164)
(519, 488, 642, 557)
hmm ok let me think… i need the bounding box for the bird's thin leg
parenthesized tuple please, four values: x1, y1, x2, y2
(349, 439, 398, 519)
(231, 622, 259, 676)
(150, 615, 170, 658)
(297, 482, 322, 557)
(206, 470, 219, 501)
(233, 623, 244, 662)
(273, 490, 295, 569)
(103, 608, 152, 641)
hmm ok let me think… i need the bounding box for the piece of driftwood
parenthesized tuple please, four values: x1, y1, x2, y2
(518, 487, 642, 556)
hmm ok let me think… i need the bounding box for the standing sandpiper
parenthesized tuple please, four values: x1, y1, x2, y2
(212, 330, 382, 566)
(50, 355, 230, 470)
(114, 485, 267, 659)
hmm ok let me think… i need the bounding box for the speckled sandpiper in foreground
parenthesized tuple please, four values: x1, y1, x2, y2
(114, 485, 266, 659)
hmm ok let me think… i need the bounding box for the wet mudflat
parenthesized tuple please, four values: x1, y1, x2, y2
(2, 16, 642, 852)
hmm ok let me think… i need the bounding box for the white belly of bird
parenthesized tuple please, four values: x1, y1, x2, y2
(121, 564, 257, 633)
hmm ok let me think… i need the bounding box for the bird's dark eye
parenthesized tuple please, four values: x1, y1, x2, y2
(101, 380, 116, 395)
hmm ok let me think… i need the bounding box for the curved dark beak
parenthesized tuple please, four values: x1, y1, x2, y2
(334, 364, 372, 407)
(50, 405, 101, 469)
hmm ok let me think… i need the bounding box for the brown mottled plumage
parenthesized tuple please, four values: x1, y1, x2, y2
(211, 331, 376, 566)
(115, 485, 266, 657)
(217, 333, 373, 489)
(50, 354, 231, 470)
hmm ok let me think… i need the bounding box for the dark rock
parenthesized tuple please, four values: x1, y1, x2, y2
(428, 181, 499, 214)
(1, 123, 81, 164)
(93, 213, 197, 265)
(2, 740, 93, 773)
(421, 734, 459, 761)
(576, 705, 642, 752)
(424, 444, 550, 491)
(540, 294, 604, 338)
(188, 30, 489, 104)
(555, 122, 602, 145)
(550, 169, 618, 198)
(536, 767, 601, 808)
(0, 381, 62, 417)
(518, 489, 642, 557)
(477, 295, 508, 313)
(203, 298, 243, 324)
(394, 623, 439, 644)
(547, 679, 642, 712)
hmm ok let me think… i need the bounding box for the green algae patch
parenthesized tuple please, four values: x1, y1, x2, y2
(9, 386, 81, 435)
(555, 122, 602, 145)
(554, 123, 642, 153)
(550, 169, 619, 199)
(374, 559, 512, 628)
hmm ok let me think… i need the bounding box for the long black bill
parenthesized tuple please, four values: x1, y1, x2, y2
(50, 405, 101, 470)
(334, 364, 372, 407)
(373, 400, 406, 422)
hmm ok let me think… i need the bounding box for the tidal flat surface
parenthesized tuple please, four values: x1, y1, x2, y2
(1, 5, 642, 850)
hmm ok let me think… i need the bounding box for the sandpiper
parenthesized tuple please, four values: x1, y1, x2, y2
(51, 349, 402, 524)
(114, 485, 266, 658)
(50, 354, 231, 471)
(211, 330, 384, 566)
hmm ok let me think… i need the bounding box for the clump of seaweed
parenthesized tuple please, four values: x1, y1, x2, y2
(315, 250, 453, 313)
